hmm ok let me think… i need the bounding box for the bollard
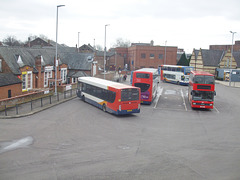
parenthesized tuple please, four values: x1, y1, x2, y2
(5, 105, 7, 116)
(50, 95, 52, 104)
(41, 98, 43, 107)
(57, 93, 59, 101)
(31, 100, 33, 111)
(16, 104, 18, 115)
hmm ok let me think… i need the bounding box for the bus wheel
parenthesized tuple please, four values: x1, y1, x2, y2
(81, 95, 85, 102)
(102, 104, 107, 112)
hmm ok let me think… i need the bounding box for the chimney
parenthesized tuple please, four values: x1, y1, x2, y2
(150, 40, 154, 46)
(28, 37, 30, 48)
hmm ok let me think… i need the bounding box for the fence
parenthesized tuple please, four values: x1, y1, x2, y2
(0, 89, 77, 117)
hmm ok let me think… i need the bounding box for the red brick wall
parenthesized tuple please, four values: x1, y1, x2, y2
(0, 58, 13, 73)
(0, 83, 22, 99)
(107, 54, 124, 70)
(210, 41, 240, 52)
(128, 45, 177, 71)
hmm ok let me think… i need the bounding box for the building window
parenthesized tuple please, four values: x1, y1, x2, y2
(159, 54, 163, 59)
(61, 68, 67, 83)
(22, 71, 32, 91)
(150, 54, 155, 58)
(22, 74, 26, 90)
(44, 66, 53, 87)
(27, 71, 32, 90)
(72, 77, 77, 83)
(141, 53, 146, 59)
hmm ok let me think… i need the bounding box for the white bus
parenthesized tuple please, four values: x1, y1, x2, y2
(77, 77, 141, 115)
(160, 65, 194, 85)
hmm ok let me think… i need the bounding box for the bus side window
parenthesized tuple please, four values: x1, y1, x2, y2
(82, 83, 86, 91)
(79, 82, 82, 91)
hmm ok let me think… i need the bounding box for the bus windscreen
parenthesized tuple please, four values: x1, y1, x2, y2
(194, 76, 214, 84)
(192, 91, 214, 101)
(136, 73, 150, 79)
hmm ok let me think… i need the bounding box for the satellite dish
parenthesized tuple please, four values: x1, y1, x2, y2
(87, 56, 93, 62)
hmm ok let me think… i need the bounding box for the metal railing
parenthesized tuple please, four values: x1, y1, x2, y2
(0, 89, 77, 117)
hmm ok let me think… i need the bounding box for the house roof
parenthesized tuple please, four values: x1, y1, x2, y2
(79, 44, 95, 52)
(59, 52, 93, 70)
(95, 51, 115, 57)
(0, 46, 92, 75)
(68, 70, 88, 78)
(201, 49, 225, 66)
(193, 49, 225, 67)
(0, 47, 56, 74)
(233, 51, 240, 68)
(0, 73, 22, 87)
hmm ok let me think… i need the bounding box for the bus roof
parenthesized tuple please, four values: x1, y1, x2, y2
(135, 68, 158, 73)
(191, 70, 214, 76)
(161, 65, 193, 68)
(78, 77, 136, 90)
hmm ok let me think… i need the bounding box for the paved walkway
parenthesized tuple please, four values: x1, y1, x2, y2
(0, 93, 77, 119)
(215, 80, 240, 87)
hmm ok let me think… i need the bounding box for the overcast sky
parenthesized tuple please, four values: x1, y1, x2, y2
(0, 0, 240, 53)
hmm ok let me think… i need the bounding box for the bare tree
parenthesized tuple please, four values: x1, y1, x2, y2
(3, 36, 23, 46)
(112, 38, 131, 48)
(95, 44, 103, 51)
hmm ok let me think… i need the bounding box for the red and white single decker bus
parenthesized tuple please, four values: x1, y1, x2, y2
(77, 77, 141, 115)
(131, 68, 159, 104)
(188, 71, 216, 109)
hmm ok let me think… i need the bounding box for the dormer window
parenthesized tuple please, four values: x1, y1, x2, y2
(16, 55, 24, 67)
(41, 55, 46, 66)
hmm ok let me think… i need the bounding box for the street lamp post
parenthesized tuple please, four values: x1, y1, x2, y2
(230, 31, 236, 68)
(164, 40, 167, 64)
(229, 31, 236, 87)
(78, 32, 80, 52)
(104, 24, 110, 79)
(55, 5, 65, 95)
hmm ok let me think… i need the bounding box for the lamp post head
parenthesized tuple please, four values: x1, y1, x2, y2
(57, 5, 65, 8)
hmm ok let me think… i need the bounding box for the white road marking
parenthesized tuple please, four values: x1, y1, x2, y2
(213, 106, 220, 113)
(0, 136, 33, 154)
(181, 88, 188, 111)
(154, 87, 163, 109)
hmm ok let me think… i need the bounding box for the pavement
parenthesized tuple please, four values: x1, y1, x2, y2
(0, 93, 77, 119)
(215, 80, 240, 87)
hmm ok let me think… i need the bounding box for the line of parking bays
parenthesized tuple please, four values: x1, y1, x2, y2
(150, 86, 220, 113)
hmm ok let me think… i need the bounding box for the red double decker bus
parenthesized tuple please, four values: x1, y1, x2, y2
(188, 71, 216, 109)
(132, 68, 159, 104)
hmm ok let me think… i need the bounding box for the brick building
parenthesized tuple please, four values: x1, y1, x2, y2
(0, 73, 22, 99)
(111, 41, 178, 71)
(189, 48, 240, 75)
(127, 43, 178, 70)
(0, 46, 92, 100)
(210, 40, 240, 52)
